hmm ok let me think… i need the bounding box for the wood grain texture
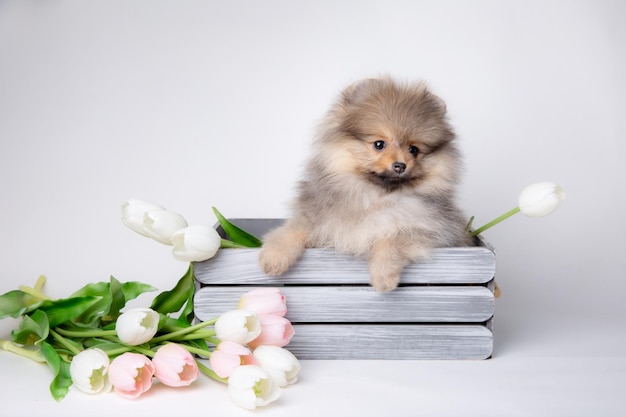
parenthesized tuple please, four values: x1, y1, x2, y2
(286, 324, 493, 360)
(194, 246, 495, 285)
(194, 285, 495, 323)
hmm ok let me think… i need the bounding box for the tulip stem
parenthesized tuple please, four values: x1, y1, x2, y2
(18, 276, 52, 301)
(151, 318, 218, 344)
(180, 344, 212, 358)
(173, 330, 217, 341)
(195, 359, 228, 384)
(55, 328, 118, 338)
(470, 207, 520, 237)
(205, 336, 221, 345)
(0, 340, 47, 363)
(49, 329, 82, 356)
(101, 346, 134, 357)
(129, 345, 155, 357)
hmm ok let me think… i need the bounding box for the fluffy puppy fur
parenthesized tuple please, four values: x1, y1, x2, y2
(259, 77, 472, 292)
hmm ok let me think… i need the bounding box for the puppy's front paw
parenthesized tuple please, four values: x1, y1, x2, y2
(368, 238, 408, 293)
(259, 244, 294, 276)
(370, 270, 401, 293)
(258, 225, 307, 276)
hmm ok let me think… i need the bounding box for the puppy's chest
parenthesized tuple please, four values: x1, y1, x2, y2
(310, 191, 423, 251)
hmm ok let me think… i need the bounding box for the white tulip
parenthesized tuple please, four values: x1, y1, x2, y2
(518, 182, 566, 217)
(253, 345, 301, 387)
(171, 225, 221, 262)
(141, 209, 189, 244)
(121, 199, 165, 236)
(228, 365, 281, 410)
(121, 199, 188, 244)
(115, 308, 160, 346)
(215, 309, 261, 345)
(69, 348, 112, 394)
(471, 182, 566, 237)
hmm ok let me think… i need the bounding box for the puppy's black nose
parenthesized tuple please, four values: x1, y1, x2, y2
(392, 162, 406, 174)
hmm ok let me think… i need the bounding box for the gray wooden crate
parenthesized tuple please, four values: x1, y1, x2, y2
(194, 219, 496, 360)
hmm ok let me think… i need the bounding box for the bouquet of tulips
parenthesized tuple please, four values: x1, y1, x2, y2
(0, 205, 299, 410)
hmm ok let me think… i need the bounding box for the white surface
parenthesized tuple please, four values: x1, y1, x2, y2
(1, 1, 625, 416)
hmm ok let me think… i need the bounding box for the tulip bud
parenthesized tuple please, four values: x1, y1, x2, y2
(141, 209, 189, 245)
(108, 352, 155, 399)
(252, 345, 300, 387)
(228, 365, 281, 410)
(115, 308, 160, 346)
(215, 309, 262, 345)
(152, 343, 198, 387)
(121, 199, 188, 244)
(210, 341, 255, 378)
(238, 288, 287, 317)
(248, 314, 295, 349)
(121, 199, 165, 236)
(518, 182, 566, 217)
(69, 348, 112, 394)
(171, 225, 221, 262)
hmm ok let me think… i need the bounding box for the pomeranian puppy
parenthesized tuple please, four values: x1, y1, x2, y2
(258, 77, 472, 292)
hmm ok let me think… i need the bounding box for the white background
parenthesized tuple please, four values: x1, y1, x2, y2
(1, 1, 625, 416)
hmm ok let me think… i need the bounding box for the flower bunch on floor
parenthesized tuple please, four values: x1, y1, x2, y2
(0, 271, 298, 409)
(0, 204, 299, 410)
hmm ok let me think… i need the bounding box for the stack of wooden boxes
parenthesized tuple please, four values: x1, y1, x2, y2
(194, 219, 496, 360)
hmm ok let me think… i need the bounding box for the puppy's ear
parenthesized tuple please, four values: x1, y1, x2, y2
(341, 78, 378, 105)
(423, 88, 448, 114)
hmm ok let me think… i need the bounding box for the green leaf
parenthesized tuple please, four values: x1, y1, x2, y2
(71, 279, 156, 301)
(121, 281, 157, 302)
(40, 341, 72, 401)
(71, 281, 109, 298)
(212, 207, 262, 247)
(0, 290, 42, 319)
(219, 239, 248, 249)
(12, 310, 49, 345)
(106, 276, 125, 321)
(150, 264, 194, 315)
(82, 338, 130, 356)
(38, 296, 102, 327)
(72, 297, 110, 327)
(83, 338, 124, 350)
(70, 279, 157, 325)
(178, 281, 196, 325)
(70, 281, 112, 325)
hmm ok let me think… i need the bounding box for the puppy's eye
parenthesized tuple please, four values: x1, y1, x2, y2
(409, 145, 419, 156)
(373, 140, 386, 150)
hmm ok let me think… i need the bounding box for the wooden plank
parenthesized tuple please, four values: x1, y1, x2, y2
(194, 285, 494, 323)
(286, 324, 493, 360)
(194, 246, 495, 285)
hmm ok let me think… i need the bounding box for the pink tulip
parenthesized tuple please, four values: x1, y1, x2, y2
(238, 288, 287, 317)
(108, 352, 155, 399)
(209, 341, 256, 378)
(152, 343, 199, 387)
(248, 315, 295, 349)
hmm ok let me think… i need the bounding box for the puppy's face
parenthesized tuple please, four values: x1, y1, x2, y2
(323, 78, 458, 193)
(358, 131, 423, 191)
